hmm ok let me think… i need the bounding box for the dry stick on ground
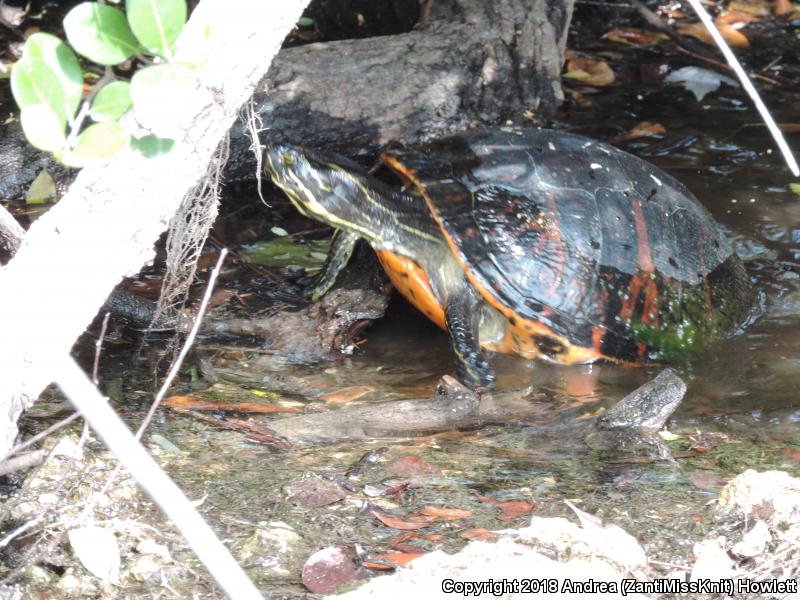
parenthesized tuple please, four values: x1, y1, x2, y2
(0, 449, 46, 477)
(0, 517, 44, 551)
(92, 312, 111, 385)
(0, 412, 81, 462)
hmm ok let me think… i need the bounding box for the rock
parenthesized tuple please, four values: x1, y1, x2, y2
(714, 469, 800, 524)
(303, 546, 366, 594)
(730, 520, 771, 559)
(690, 538, 735, 582)
(237, 521, 306, 578)
(328, 514, 651, 599)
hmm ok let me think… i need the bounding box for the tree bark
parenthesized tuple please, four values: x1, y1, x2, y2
(0, 0, 575, 193)
(0, 0, 310, 457)
(227, 0, 575, 177)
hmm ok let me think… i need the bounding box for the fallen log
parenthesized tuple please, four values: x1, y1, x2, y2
(223, 0, 575, 177)
(265, 368, 687, 447)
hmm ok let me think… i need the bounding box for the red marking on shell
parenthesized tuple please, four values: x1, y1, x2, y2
(630, 197, 654, 274)
(592, 326, 605, 355)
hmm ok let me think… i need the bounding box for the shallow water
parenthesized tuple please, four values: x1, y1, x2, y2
(99, 84, 800, 595)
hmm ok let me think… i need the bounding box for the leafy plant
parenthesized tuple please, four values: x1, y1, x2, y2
(11, 0, 190, 167)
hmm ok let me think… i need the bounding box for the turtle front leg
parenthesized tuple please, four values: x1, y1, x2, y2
(445, 284, 495, 389)
(307, 229, 360, 301)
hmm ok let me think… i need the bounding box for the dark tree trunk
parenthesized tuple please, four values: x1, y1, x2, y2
(226, 0, 574, 177)
(0, 0, 573, 201)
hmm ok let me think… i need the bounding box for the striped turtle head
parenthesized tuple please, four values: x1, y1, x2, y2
(263, 143, 382, 231)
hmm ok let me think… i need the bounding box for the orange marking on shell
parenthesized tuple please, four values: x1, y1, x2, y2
(630, 197, 654, 273)
(619, 275, 641, 322)
(620, 274, 659, 323)
(642, 275, 659, 326)
(627, 196, 661, 327)
(382, 155, 619, 367)
(381, 155, 418, 189)
(376, 250, 446, 330)
(592, 326, 605, 354)
(544, 192, 565, 295)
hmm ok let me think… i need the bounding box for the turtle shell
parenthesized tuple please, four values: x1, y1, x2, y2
(383, 128, 753, 362)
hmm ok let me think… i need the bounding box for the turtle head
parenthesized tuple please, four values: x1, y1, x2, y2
(264, 143, 383, 230)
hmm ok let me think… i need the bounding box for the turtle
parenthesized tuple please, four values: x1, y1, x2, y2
(263, 127, 754, 389)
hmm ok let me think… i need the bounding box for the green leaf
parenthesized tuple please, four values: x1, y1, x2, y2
(790, 182, 800, 198)
(11, 33, 83, 126)
(90, 80, 132, 121)
(658, 430, 684, 442)
(240, 238, 331, 270)
(130, 63, 197, 135)
(19, 104, 67, 152)
(126, 0, 187, 58)
(25, 169, 57, 204)
(63, 121, 130, 167)
(64, 3, 139, 65)
(130, 134, 175, 158)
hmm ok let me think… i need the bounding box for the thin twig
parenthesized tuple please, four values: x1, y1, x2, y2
(648, 559, 689, 571)
(673, 45, 780, 86)
(169, 408, 291, 449)
(65, 66, 116, 151)
(135, 248, 229, 440)
(244, 96, 269, 206)
(92, 312, 111, 385)
(683, 0, 799, 176)
(0, 515, 44, 549)
(0, 412, 81, 461)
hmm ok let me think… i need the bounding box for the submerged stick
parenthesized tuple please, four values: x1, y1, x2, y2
(684, 0, 799, 176)
(266, 369, 687, 447)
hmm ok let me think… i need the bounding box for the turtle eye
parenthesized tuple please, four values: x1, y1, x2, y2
(281, 152, 295, 167)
